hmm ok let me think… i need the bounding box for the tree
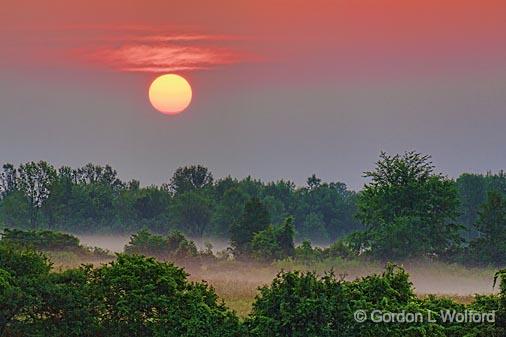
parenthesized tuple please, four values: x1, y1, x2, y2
(0, 191, 30, 228)
(456, 173, 487, 238)
(172, 191, 212, 238)
(468, 191, 506, 265)
(211, 186, 249, 237)
(295, 177, 360, 243)
(298, 212, 329, 243)
(0, 164, 17, 198)
(75, 163, 123, 191)
(230, 197, 270, 258)
(475, 191, 506, 242)
(251, 217, 295, 262)
(16, 161, 57, 228)
(133, 186, 170, 220)
(354, 151, 461, 259)
(169, 165, 213, 195)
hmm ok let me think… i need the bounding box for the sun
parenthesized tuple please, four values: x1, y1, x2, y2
(148, 74, 192, 115)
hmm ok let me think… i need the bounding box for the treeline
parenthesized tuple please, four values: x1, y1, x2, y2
(0, 243, 504, 336)
(0, 162, 359, 242)
(2, 152, 506, 265)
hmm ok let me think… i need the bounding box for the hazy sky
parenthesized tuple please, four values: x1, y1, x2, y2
(1, 0, 505, 190)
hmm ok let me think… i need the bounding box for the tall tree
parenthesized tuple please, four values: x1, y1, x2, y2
(211, 186, 249, 237)
(16, 161, 57, 228)
(354, 151, 460, 259)
(171, 191, 212, 238)
(456, 173, 487, 237)
(475, 191, 506, 242)
(467, 191, 506, 265)
(230, 197, 271, 257)
(0, 164, 17, 198)
(169, 165, 213, 195)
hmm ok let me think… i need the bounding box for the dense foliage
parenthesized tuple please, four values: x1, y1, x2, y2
(0, 162, 360, 243)
(1, 243, 504, 337)
(124, 229, 200, 260)
(3, 152, 506, 265)
(463, 191, 506, 266)
(0, 228, 110, 259)
(247, 265, 502, 337)
(351, 151, 461, 260)
(1, 228, 80, 251)
(0, 247, 243, 337)
(250, 217, 296, 262)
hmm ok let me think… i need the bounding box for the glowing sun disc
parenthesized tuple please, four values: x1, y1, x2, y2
(148, 74, 192, 115)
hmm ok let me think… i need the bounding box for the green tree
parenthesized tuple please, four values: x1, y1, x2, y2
(468, 191, 506, 265)
(354, 151, 461, 259)
(475, 191, 506, 243)
(456, 173, 487, 237)
(0, 164, 17, 198)
(169, 165, 213, 195)
(295, 176, 360, 243)
(251, 217, 295, 262)
(230, 197, 270, 258)
(0, 191, 31, 228)
(17, 161, 57, 228)
(172, 191, 212, 238)
(211, 186, 249, 237)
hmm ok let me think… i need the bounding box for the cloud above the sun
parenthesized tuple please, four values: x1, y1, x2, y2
(76, 30, 254, 73)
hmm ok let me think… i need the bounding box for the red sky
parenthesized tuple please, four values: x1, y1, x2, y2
(2, 0, 506, 78)
(1, 0, 506, 188)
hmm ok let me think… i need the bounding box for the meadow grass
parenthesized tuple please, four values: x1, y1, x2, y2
(45, 253, 500, 318)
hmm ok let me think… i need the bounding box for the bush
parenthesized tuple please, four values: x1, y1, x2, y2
(0, 243, 53, 336)
(1, 228, 80, 251)
(293, 240, 324, 265)
(247, 270, 346, 336)
(0, 228, 112, 262)
(166, 230, 199, 258)
(247, 264, 503, 337)
(91, 254, 243, 337)
(0, 248, 243, 337)
(250, 217, 295, 262)
(124, 229, 199, 260)
(323, 239, 355, 259)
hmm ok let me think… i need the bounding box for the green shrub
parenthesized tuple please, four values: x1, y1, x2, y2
(166, 230, 198, 258)
(0, 243, 52, 336)
(91, 254, 243, 337)
(124, 229, 199, 260)
(250, 217, 295, 262)
(0, 248, 243, 337)
(0, 228, 112, 262)
(247, 270, 346, 337)
(1, 228, 80, 251)
(293, 240, 324, 265)
(124, 229, 169, 257)
(247, 264, 502, 337)
(323, 239, 355, 259)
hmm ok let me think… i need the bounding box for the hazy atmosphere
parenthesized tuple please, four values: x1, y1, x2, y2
(2, 1, 506, 189)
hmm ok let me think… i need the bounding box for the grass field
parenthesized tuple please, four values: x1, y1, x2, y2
(46, 252, 499, 318)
